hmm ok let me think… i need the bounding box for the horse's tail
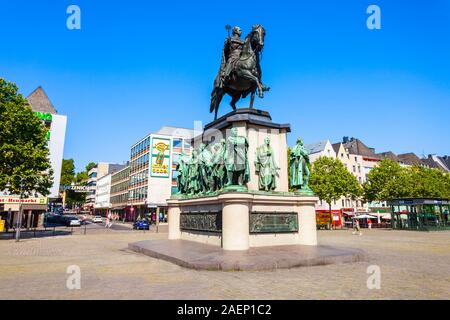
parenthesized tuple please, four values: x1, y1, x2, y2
(210, 87, 222, 113)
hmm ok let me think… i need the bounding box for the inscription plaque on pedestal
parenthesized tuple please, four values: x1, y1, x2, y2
(250, 212, 298, 234)
(180, 211, 222, 233)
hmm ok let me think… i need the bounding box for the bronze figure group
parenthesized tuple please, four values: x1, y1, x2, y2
(176, 128, 250, 196)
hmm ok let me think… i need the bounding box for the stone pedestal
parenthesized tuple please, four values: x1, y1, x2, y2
(167, 108, 318, 251)
(167, 192, 318, 251)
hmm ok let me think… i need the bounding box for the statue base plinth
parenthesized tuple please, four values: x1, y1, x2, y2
(167, 192, 318, 251)
(222, 185, 248, 192)
(294, 187, 315, 196)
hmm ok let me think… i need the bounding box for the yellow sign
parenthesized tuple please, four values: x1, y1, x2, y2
(0, 220, 5, 233)
(0, 196, 48, 205)
(151, 137, 171, 178)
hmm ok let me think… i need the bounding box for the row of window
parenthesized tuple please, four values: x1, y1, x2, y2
(111, 180, 129, 194)
(319, 199, 365, 208)
(130, 171, 148, 186)
(130, 153, 149, 171)
(131, 137, 151, 158)
(111, 167, 130, 184)
(129, 187, 148, 201)
(111, 193, 128, 205)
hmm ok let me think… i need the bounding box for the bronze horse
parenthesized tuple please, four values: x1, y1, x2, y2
(210, 25, 270, 120)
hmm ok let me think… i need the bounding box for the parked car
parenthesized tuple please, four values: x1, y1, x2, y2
(44, 213, 67, 227)
(92, 216, 103, 223)
(64, 216, 81, 227)
(133, 220, 150, 230)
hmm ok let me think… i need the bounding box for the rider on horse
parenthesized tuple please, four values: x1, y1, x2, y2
(211, 24, 269, 120)
(220, 26, 245, 86)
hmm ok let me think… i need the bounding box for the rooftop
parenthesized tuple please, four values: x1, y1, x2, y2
(27, 86, 58, 114)
(305, 140, 329, 155)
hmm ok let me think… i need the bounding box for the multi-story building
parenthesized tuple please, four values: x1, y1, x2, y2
(110, 165, 130, 220)
(422, 155, 450, 172)
(94, 173, 112, 216)
(27, 87, 67, 200)
(128, 126, 194, 222)
(85, 162, 125, 213)
(305, 140, 336, 164)
(307, 137, 383, 226)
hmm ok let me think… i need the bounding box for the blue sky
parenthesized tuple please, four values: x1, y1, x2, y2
(1, 0, 449, 171)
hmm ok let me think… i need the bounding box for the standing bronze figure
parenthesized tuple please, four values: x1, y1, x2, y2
(224, 128, 250, 187)
(255, 137, 280, 191)
(290, 138, 311, 191)
(210, 25, 270, 120)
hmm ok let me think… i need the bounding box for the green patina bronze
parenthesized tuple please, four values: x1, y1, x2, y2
(250, 212, 299, 233)
(290, 138, 313, 194)
(175, 128, 253, 197)
(187, 150, 201, 195)
(224, 128, 250, 190)
(210, 139, 227, 191)
(176, 151, 190, 194)
(255, 137, 280, 191)
(210, 25, 270, 120)
(198, 143, 214, 194)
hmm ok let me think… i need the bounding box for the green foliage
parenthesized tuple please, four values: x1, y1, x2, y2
(75, 171, 88, 184)
(0, 79, 53, 196)
(85, 162, 97, 172)
(363, 159, 408, 202)
(310, 157, 362, 207)
(408, 165, 450, 198)
(363, 159, 450, 201)
(60, 159, 91, 208)
(60, 159, 76, 186)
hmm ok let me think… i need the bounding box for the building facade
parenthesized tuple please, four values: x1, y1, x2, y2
(27, 87, 67, 200)
(110, 165, 130, 220)
(85, 163, 126, 213)
(128, 126, 194, 222)
(94, 174, 112, 216)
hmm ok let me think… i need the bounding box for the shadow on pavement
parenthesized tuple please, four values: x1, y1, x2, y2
(0, 228, 74, 240)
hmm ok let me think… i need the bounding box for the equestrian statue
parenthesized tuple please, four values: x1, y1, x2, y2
(210, 25, 270, 120)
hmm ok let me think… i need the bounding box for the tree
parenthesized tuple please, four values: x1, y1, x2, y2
(310, 157, 362, 221)
(61, 159, 92, 209)
(85, 162, 97, 173)
(363, 159, 411, 202)
(75, 171, 88, 184)
(409, 166, 450, 199)
(60, 159, 76, 186)
(363, 160, 450, 202)
(0, 79, 53, 196)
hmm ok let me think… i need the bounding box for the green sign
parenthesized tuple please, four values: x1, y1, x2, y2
(34, 112, 53, 122)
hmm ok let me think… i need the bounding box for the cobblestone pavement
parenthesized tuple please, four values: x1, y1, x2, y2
(0, 228, 449, 300)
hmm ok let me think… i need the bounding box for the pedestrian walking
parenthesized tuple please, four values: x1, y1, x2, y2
(368, 219, 372, 230)
(352, 219, 362, 236)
